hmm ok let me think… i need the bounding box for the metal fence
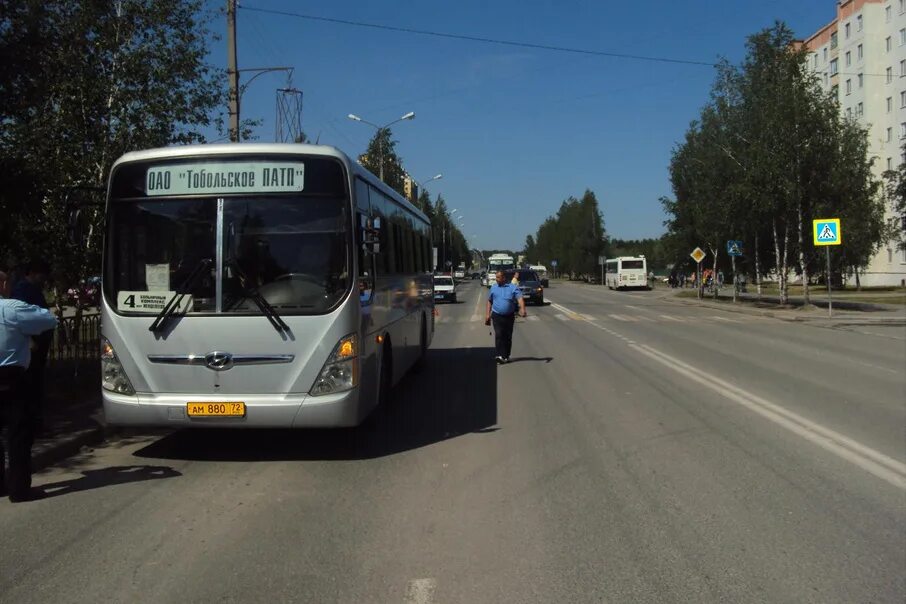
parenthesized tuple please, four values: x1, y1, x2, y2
(49, 313, 100, 363)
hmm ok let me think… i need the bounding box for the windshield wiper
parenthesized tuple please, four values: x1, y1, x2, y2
(225, 259, 290, 335)
(149, 258, 212, 333)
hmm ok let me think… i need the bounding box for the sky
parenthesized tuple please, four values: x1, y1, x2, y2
(213, 0, 833, 251)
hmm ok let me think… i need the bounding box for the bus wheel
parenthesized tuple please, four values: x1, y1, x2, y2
(413, 317, 428, 373)
(378, 340, 393, 408)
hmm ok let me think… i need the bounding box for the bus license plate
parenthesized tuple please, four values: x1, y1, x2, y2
(187, 402, 246, 417)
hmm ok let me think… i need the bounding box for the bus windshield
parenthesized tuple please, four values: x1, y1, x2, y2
(105, 157, 350, 316)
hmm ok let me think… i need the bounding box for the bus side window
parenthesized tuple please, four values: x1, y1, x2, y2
(355, 179, 374, 303)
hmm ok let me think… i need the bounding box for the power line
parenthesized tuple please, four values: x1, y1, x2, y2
(238, 5, 716, 68)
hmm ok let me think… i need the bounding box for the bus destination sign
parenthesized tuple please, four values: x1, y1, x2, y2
(146, 162, 305, 196)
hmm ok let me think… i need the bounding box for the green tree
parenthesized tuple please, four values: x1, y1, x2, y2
(358, 128, 407, 198)
(0, 0, 229, 291)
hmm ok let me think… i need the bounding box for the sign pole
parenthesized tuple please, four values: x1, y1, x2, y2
(731, 254, 737, 303)
(826, 246, 832, 318)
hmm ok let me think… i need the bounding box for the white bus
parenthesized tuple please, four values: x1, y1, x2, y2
(101, 144, 434, 427)
(605, 256, 648, 290)
(486, 253, 515, 286)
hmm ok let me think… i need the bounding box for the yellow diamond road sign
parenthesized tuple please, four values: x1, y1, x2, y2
(813, 218, 841, 246)
(690, 247, 706, 263)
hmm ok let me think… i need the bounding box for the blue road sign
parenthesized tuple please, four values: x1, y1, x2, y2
(727, 240, 743, 256)
(813, 218, 841, 246)
(550, 260, 558, 267)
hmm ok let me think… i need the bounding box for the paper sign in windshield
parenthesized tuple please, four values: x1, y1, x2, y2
(117, 291, 193, 314)
(145, 162, 304, 196)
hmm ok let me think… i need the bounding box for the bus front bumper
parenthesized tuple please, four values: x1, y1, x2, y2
(103, 388, 369, 428)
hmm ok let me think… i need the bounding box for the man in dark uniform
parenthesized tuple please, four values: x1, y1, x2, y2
(10, 259, 53, 433)
(1, 266, 58, 502)
(485, 270, 527, 364)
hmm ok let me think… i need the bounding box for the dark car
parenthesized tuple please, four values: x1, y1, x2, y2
(503, 269, 545, 305)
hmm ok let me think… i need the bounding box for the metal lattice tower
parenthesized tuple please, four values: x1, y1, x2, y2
(275, 88, 304, 143)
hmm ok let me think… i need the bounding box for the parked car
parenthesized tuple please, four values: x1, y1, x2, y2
(503, 269, 544, 305)
(433, 275, 456, 303)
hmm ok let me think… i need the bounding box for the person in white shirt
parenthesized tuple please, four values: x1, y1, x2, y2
(0, 268, 58, 502)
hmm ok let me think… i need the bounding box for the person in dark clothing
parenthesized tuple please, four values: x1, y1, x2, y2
(10, 259, 53, 434)
(485, 270, 527, 364)
(1, 267, 59, 502)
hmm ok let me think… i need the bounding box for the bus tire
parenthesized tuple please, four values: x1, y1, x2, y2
(378, 339, 393, 408)
(413, 317, 428, 373)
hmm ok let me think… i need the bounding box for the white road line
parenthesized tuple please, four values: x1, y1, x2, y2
(404, 578, 437, 604)
(712, 316, 739, 323)
(544, 298, 906, 490)
(630, 343, 906, 490)
(470, 314, 482, 322)
(608, 314, 634, 322)
(526, 315, 540, 321)
(582, 314, 598, 321)
(659, 314, 685, 322)
(555, 314, 569, 321)
(624, 305, 644, 311)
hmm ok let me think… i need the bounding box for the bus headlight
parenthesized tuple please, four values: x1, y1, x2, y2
(101, 337, 135, 395)
(311, 334, 358, 396)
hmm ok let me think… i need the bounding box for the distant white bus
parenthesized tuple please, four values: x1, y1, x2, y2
(101, 143, 434, 428)
(605, 256, 648, 290)
(487, 253, 515, 286)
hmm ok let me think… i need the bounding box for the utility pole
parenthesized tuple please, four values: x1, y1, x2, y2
(227, 0, 240, 142)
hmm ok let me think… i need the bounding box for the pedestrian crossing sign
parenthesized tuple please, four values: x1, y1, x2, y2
(813, 218, 841, 246)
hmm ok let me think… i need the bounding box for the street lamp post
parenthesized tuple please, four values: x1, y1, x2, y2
(347, 111, 415, 182)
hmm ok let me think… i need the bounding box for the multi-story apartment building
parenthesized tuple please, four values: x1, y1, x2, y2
(804, 0, 906, 286)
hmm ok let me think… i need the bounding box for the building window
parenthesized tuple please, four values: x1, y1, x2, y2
(858, 44, 863, 61)
(900, 122, 906, 139)
(857, 15, 863, 31)
(902, 0, 905, 13)
(831, 31, 838, 49)
(813, 54, 818, 69)
(887, 6, 893, 22)
(824, 73, 829, 86)
(831, 59, 839, 75)
(902, 60, 906, 76)
(823, 47, 828, 61)
(902, 91, 906, 107)
(889, 97, 894, 112)
(889, 127, 894, 142)
(832, 84, 839, 98)
(888, 37, 893, 52)
(888, 66, 894, 83)
(845, 51, 851, 67)
(901, 28, 906, 45)
(845, 23, 851, 39)
(858, 73, 863, 88)
(856, 102, 863, 117)
(846, 79, 852, 94)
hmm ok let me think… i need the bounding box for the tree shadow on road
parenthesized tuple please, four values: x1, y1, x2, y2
(36, 465, 181, 498)
(132, 347, 498, 463)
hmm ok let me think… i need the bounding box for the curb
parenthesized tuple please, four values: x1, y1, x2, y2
(31, 416, 118, 473)
(667, 294, 906, 325)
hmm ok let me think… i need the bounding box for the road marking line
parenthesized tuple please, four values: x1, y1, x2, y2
(405, 578, 437, 604)
(471, 314, 481, 322)
(625, 305, 644, 311)
(659, 315, 684, 322)
(555, 314, 569, 321)
(629, 342, 906, 490)
(608, 314, 634, 322)
(526, 315, 540, 321)
(582, 314, 598, 321)
(712, 316, 738, 323)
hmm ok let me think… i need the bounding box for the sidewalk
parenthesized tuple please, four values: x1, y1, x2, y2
(658, 287, 906, 325)
(31, 361, 113, 472)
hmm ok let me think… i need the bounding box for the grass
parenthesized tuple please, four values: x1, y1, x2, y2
(674, 289, 906, 306)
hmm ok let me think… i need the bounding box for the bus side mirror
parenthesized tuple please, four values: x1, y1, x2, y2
(361, 216, 381, 254)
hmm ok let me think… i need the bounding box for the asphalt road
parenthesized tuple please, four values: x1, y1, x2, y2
(2, 280, 904, 603)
